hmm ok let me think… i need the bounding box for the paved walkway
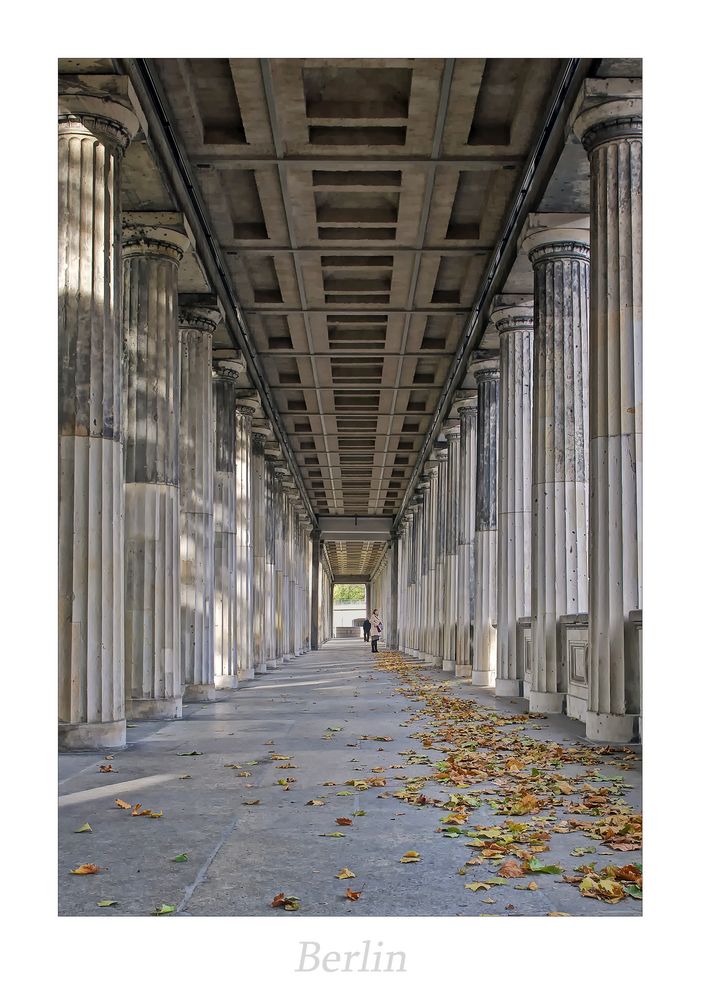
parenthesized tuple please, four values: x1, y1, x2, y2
(58, 640, 642, 916)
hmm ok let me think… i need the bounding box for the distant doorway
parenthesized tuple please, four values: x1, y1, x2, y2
(332, 583, 367, 638)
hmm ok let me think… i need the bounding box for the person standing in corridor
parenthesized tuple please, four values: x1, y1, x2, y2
(370, 609, 383, 653)
(362, 617, 371, 642)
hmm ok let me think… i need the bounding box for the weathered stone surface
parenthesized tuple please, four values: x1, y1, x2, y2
(574, 84, 643, 742)
(493, 303, 534, 698)
(58, 94, 136, 751)
(522, 215, 590, 714)
(471, 358, 500, 686)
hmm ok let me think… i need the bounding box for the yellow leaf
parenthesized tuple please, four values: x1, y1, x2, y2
(70, 863, 104, 875)
(336, 868, 356, 879)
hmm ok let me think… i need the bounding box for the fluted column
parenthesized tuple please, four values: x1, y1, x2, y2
(493, 304, 534, 697)
(574, 85, 642, 741)
(471, 357, 500, 686)
(388, 530, 399, 650)
(522, 215, 590, 713)
(213, 357, 244, 688)
(454, 392, 478, 678)
(58, 83, 141, 750)
(235, 393, 259, 680)
(122, 215, 190, 719)
(441, 422, 461, 672)
(434, 448, 448, 666)
(264, 442, 281, 668)
(179, 298, 220, 702)
(251, 419, 273, 673)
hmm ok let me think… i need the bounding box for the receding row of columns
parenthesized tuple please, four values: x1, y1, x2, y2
(58, 82, 317, 750)
(393, 81, 642, 742)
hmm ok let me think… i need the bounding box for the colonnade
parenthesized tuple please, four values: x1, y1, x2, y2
(392, 79, 642, 742)
(57, 79, 317, 750)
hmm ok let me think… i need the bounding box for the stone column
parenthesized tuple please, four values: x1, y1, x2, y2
(493, 303, 534, 697)
(264, 441, 281, 668)
(434, 448, 448, 666)
(212, 356, 244, 688)
(442, 423, 461, 672)
(388, 530, 399, 650)
(235, 392, 260, 680)
(179, 297, 220, 702)
(454, 391, 478, 678)
(471, 357, 500, 686)
(521, 215, 590, 713)
(122, 214, 190, 719)
(574, 84, 642, 741)
(311, 528, 321, 650)
(58, 80, 141, 750)
(251, 419, 272, 673)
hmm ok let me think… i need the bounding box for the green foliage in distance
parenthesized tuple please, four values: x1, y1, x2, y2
(333, 584, 366, 603)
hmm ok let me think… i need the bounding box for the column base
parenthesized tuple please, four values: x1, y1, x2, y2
(127, 697, 183, 720)
(442, 659, 455, 673)
(238, 668, 255, 681)
(275, 658, 285, 667)
(183, 684, 216, 703)
(455, 662, 472, 679)
(254, 662, 267, 674)
(528, 690, 565, 714)
(59, 719, 126, 752)
(586, 711, 640, 743)
(282, 654, 293, 662)
(495, 678, 523, 698)
(265, 659, 277, 671)
(215, 675, 238, 690)
(471, 669, 495, 687)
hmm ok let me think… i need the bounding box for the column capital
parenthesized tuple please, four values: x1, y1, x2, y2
(570, 78, 642, 153)
(520, 213, 590, 263)
(236, 389, 262, 418)
(443, 419, 461, 439)
(454, 388, 478, 412)
(265, 441, 283, 461)
(58, 74, 146, 148)
(491, 302, 534, 336)
(252, 418, 275, 445)
(213, 354, 245, 383)
(178, 294, 221, 334)
(122, 212, 192, 261)
(469, 356, 501, 384)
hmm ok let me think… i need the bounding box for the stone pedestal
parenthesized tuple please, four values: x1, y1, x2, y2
(521, 214, 590, 714)
(58, 82, 141, 750)
(212, 357, 244, 689)
(122, 214, 190, 720)
(574, 83, 642, 742)
(179, 298, 220, 702)
(454, 392, 477, 678)
(493, 304, 533, 698)
(471, 358, 500, 686)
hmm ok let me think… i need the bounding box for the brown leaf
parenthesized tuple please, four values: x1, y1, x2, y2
(498, 860, 525, 878)
(306, 799, 325, 806)
(346, 888, 362, 901)
(98, 764, 115, 773)
(335, 817, 353, 826)
(115, 799, 131, 810)
(70, 863, 105, 875)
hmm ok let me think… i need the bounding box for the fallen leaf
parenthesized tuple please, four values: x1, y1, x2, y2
(179, 775, 192, 780)
(74, 823, 92, 834)
(547, 911, 571, 916)
(401, 851, 421, 863)
(115, 799, 132, 810)
(465, 882, 491, 891)
(152, 904, 176, 916)
(498, 860, 525, 878)
(70, 864, 104, 875)
(269, 754, 293, 760)
(96, 900, 118, 907)
(319, 832, 345, 838)
(171, 853, 188, 863)
(243, 799, 261, 806)
(336, 868, 356, 879)
(306, 799, 325, 806)
(98, 764, 115, 773)
(336, 817, 353, 826)
(176, 751, 203, 756)
(346, 888, 362, 901)
(352, 810, 367, 817)
(148, 810, 163, 819)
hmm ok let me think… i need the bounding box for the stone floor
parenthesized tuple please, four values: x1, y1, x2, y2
(58, 639, 642, 917)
